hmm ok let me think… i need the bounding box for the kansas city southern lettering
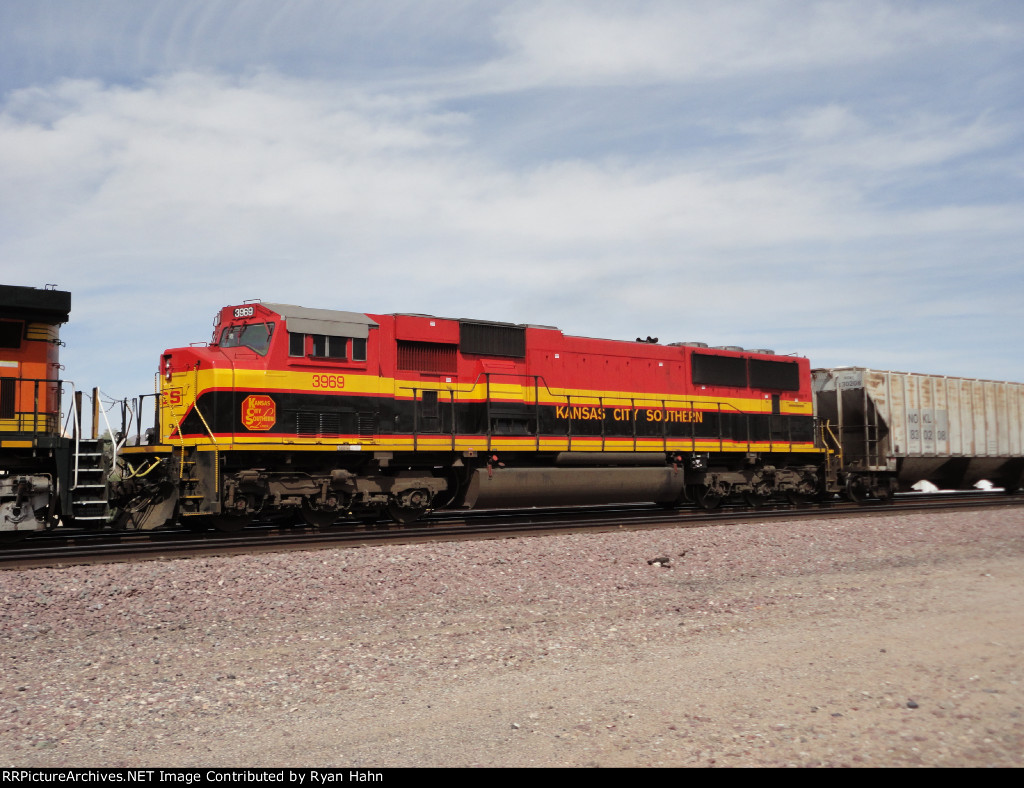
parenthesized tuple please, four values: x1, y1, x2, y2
(554, 405, 703, 423)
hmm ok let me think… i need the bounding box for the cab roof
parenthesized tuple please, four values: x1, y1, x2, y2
(261, 303, 378, 339)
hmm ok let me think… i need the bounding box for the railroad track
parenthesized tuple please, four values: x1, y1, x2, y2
(2, 491, 1022, 569)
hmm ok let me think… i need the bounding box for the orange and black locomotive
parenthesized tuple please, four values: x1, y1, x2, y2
(0, 284, 74, 532)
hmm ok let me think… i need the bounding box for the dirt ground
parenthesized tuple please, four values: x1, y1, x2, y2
(2, 507, 1023, 767)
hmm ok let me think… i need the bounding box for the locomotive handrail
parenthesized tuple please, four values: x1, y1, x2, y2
(662, 399, 668, 452)
(821, 420, 844, 470)
(1, 376, 64, 435)
(60, 380, 76, 438)
(72, 389, 82, 491)
(95, 390, 129, 479)
(565, 392, 571, 451)
(535, 377, 540, 452)
(395, 370, 785, 457)
(133, 392, 159, 445)
(396, 370, 541, 451)
(120, 396, 134, 448)
(191, 365, 220, 447)
(71, 387, 114, 493)
(189, 402, 220, 446)
(705, 399, 742, 455)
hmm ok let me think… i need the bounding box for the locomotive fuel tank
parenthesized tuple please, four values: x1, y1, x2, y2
(464, 465, 686, 508)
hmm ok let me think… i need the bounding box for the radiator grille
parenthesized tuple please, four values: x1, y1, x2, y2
(397, 341, 457, 374)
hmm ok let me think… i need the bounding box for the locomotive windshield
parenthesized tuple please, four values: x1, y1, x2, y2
(219, 322, 274, 355)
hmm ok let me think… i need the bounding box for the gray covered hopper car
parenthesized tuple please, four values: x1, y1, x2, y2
(813, 368, 1024, 497)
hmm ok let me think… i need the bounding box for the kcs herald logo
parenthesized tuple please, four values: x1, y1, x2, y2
(241, 395, 276, 431)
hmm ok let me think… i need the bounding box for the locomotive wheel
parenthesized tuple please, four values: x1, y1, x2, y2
(742, 492, 767, 508)
(784, 491, 812, 507)
(694, 487, 722, 510)
(845, 478, 869, 504)
(300, 498, 340, 528)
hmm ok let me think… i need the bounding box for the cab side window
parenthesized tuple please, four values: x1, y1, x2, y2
(289, 332, 366, 362)
(312, 334, 347, 360)
(0, 321, 23, 349)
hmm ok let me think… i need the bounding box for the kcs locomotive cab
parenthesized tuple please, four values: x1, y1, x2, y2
(157, 302, 380, 446)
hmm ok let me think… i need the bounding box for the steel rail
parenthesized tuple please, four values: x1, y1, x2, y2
(2, 492, 1022, 569)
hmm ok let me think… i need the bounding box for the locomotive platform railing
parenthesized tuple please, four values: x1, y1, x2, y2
(398, 372, 799, 456)
(0, 411, 60, 433)
(0, 376, 64, 436)
(132, 391, 160, 446)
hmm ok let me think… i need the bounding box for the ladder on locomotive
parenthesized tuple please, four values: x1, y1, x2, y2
(70, 437, 109, 526)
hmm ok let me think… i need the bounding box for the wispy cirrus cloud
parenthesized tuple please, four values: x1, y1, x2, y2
(474, 0, 1018, 90)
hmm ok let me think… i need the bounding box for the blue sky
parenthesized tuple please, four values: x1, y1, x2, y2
(1, 0, 1022, 406)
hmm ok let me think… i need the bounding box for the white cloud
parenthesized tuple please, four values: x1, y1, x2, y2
(1, 71, 1018, 289)
(757, 106, 1015, 177)
(2, 71, 876, 275)
(0, 2, 1022, 397)
(475, 0, 1016, 91)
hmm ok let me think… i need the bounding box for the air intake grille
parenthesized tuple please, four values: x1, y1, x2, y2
(397, 341, 457, 374)
(295, 412, 344, 436)
(459, 322, 525, 358)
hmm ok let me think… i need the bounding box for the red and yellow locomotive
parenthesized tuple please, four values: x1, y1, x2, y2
(115, 301, 827, 529)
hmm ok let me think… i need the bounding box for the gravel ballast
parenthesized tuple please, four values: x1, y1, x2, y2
(2, 506, 1023, 767)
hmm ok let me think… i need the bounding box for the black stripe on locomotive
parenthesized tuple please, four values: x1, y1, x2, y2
(174, 390, 815, 445)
